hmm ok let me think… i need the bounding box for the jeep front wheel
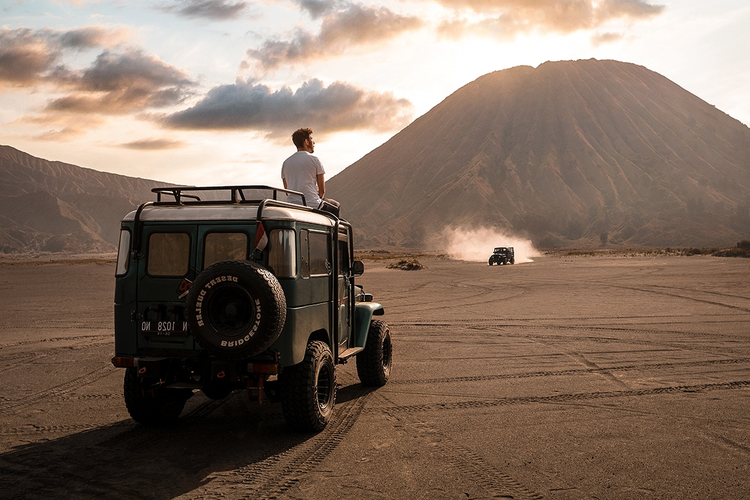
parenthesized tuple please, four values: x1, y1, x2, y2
(186, 260, 286, 360)
(357, 320, 392, 387)
(123, 367, 191, 425)
(280, 341, 336, 432)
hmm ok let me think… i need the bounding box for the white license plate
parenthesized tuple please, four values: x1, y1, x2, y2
(140, 320, 189, 336)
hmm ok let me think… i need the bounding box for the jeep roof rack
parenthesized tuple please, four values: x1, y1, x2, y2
(151, 185, 306, 207)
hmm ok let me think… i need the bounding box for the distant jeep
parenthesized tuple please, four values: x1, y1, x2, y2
(112, 186, 392, 431)
(488, 246, 515, 265)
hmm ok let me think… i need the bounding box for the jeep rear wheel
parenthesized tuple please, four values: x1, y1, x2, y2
(357, 320, 392, 387)
(280, 341, 336, 432)
(123, 367, 191, 425)
(186, 260, 286, 360)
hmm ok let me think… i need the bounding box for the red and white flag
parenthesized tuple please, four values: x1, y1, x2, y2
(254, 222, 268, 251)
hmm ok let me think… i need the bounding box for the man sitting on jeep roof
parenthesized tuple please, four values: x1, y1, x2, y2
(281, 128, 325, 208)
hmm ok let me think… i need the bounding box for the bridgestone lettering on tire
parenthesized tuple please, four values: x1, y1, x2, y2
(280, 340, 336, 432)
(186, 260, 286, 360)
(357, 319, 392, 387)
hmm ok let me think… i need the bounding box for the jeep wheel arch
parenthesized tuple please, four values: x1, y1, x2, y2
(186, 260, 286, 360)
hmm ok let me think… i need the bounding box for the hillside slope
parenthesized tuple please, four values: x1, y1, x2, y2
(0, 146, 166, 254)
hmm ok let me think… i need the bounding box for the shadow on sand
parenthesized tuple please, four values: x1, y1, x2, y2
(0, 382, 369, 499)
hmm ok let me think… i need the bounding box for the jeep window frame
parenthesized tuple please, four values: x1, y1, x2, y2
(300, 229, 310, 278)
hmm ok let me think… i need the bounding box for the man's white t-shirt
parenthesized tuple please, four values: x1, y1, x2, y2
(281, 151, 325, 208)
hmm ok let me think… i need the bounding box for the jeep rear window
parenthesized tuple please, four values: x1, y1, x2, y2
(268, 229, 296, 278)
(147, 232, 190, 276)
(115, 229, 131, 276)
(204, 232, 247, 268)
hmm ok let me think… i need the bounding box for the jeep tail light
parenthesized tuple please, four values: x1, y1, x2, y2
(247, 363, 279, 375)
(111, 356, 136, 367)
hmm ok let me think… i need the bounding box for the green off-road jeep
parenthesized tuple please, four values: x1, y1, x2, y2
(112, 186, 392, 431)
(488, 246, 515, 266)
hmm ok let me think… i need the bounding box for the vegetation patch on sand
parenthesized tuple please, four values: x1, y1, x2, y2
(386, 259, 426, 271)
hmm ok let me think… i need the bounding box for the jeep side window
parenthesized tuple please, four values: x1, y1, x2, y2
(204, 232, 247, 268)
(115, 229, 131, 276)
(268, 229, 296, 278)
(309, 230, 330, 276)
(147, 232, 190, 276)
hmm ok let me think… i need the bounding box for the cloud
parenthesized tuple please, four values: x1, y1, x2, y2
(1, 27, 195, 137)
(591, 31, 625, 46)
(56, 26, 133, 49)
(21, 113, 106, 141)
(0, 26, 135, 86)
(248, 3, 423, 69)
(293, 0, 342, 19)
(0, 28, 58, 84)
(120, 138, 186, 150)
(163, 78, 413, 135)
(44, 49, 195, 115)
(435, 0, 664, 39)
(160, 0, 249, 20)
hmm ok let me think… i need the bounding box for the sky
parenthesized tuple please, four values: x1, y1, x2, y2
(1, 0, 749, 188)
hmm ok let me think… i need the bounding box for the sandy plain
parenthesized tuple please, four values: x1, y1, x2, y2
(0, 254, 749, 499)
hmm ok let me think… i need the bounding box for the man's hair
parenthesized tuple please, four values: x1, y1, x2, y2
(292, 128, 313, 149)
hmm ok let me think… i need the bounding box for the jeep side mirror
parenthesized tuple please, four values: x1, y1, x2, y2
(352, 260, 365, 276)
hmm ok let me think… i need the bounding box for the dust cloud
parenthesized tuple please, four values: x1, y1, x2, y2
(441, 227, 539, 263)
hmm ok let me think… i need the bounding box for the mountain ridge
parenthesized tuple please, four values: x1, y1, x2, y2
(0, 145, 169, 254)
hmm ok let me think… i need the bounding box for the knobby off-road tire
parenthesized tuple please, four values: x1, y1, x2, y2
(123, 367, 191, 425)
(186, 260, 286, 360)
(280, 341, 336, 432)
(356, 320, 392, 387)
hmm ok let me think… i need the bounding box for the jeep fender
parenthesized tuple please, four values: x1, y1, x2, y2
(353, 302, 384, 349)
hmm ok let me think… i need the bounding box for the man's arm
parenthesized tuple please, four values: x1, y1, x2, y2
(282, 177, 288, 189)
(316, 173, 325, 198)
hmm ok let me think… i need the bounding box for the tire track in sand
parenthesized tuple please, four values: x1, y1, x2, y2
(371, 380, 750, 415)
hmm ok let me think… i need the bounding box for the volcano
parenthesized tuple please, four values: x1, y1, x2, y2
(328, 59, 750, 249)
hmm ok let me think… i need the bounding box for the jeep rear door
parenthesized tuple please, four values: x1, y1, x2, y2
(135, 224, 198, 352)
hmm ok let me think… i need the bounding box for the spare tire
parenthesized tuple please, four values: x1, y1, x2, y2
(186, 260, 286, 360)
